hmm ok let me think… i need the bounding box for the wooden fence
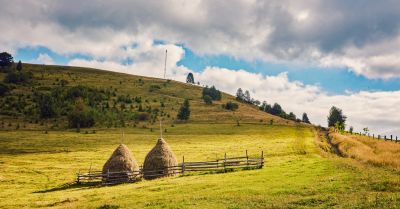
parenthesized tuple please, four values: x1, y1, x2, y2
(76, 151, 264, 185)
(350, 132, 399, 143)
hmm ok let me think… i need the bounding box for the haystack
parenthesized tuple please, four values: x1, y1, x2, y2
(143, 138, 178, 180)
(102, 144, 139, 183)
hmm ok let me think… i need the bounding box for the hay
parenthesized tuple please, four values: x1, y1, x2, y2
(143, 138, 178, 179)
(102, 144, 139, 182)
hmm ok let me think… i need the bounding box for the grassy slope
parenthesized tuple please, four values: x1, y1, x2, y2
(0, 125, 399, 208)
(0, 64, 399, 208)
(329, 131, 400, 170)
(0, 64, 293, 130)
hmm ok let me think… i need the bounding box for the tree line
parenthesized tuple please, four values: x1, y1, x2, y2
(236, 88, 311, 124)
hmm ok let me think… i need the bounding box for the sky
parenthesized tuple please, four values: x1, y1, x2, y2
(1, 0, 400, 136)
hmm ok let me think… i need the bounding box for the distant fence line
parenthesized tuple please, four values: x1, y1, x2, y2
(349, 132, 399, 143)
(77, 151, 264, 185)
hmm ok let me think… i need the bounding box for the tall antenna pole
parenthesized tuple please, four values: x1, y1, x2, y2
(159, 119, 163, 139)
(164, 49, 167, 79)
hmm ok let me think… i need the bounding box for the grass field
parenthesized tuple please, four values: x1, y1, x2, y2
(0, 124, 399, 208)
(329, 131, 400, 170)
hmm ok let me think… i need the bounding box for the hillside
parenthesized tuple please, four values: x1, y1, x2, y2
(0, 63, 295, 131)
(1, 63, 399, 208)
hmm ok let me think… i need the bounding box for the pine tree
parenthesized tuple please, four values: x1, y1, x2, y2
(236, 88, 244, 101)
(186, 73, 195, 84)
(16, 61, 22, 71)
(302, 113, 310, 123)
(177, 99, 190, 120)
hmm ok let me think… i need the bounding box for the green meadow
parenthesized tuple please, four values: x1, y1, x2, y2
(0, 124, 399, 208)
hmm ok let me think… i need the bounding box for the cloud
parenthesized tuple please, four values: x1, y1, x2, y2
(35, 53, 54, 65)
(2, 1, 400, 78)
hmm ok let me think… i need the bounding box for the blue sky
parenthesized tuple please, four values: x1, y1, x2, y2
(15, 45, 400, 95)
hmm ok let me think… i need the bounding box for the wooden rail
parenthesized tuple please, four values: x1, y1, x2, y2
(76, 151, 264, 185)
(349, 132, 399, 143)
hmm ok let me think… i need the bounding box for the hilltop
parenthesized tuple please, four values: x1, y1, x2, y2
(0, 63, 296, 131)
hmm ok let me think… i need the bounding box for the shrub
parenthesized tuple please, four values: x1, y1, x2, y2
(37, 93, 56, 118)
(202, 86, 221, 101)
(203, 95, 212, 105)
(149, 85, 161, 92)
(68, 110, 95, 128)
(117, 95, 132, 103)
(0, 82, 10, 96)
(177, 99, 190, 120)
(4, 71, 33, 84)
(222, 101, 238, 111)
(136, 112, 149, 121)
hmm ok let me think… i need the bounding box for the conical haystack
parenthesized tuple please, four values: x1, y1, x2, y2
(143, 138, 178, 180)
(102, 144, 139, 183)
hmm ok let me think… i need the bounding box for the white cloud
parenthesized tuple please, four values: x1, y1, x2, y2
(2, 1, 400, 78)
(35, 53, 54, 65)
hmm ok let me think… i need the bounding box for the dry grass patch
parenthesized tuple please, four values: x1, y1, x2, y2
(329, 131, 400, 170)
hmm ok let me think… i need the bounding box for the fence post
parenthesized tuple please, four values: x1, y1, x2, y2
(182, 156, 185, 175)
(384, 135, 387, 141)
(373, 134, 374, 138)
(396, 136, 398, 143)
(261, 151, 264, 168)
(246, 150, 249, 167)
(107, 169, 109, 183)
(76, 170, 80, 184)
(224, 153, 227, 172)
(378, 135, 380, 139)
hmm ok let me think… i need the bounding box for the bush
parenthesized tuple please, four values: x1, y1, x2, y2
(117, 95, 132, 103)
(203, 95, 212, 105)
(4, 71, 33, 84)
(222, 101, 238, 111)
(177, 99, 190, 120)
(149, 85, 161, 92)
(136, 112, 149, 121)
(37, 93, 56, 118)
(202, 86, 221, 101)
(0, 82, 10, 96)
(68, 110, 95, 128)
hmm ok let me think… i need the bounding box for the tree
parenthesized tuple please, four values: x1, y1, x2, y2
(363, 127, 369, 135)
(328, 106, 346, 128)
(203, 95, 212, 105)
(68, 98, 95, 129)
(37, 93, 56, 118)
(260, 101, 272, 113)
(202, 86, 221, 101)
(288, 112, 296, 121)
(186, 73, 194, 84)
(16, 61, 22, 71)
(302, 113, 310, 123)
(0, 52, 13, 67)
(177, 99, 190, 120)
(271, 103, 283, 115)
(236, 88, 244, 101)
(244, 90, 251, 103)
